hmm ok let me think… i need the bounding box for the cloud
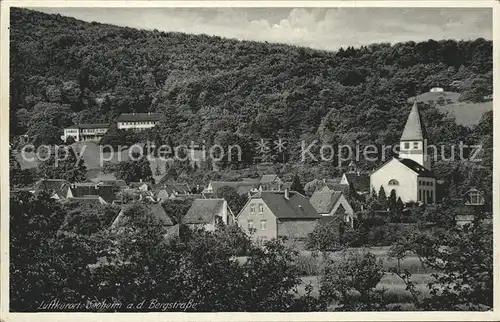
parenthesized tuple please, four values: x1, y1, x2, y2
(33, 7, 492, 51)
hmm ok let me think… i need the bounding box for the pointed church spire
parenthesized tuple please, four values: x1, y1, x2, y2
(400, 101, 426, 141)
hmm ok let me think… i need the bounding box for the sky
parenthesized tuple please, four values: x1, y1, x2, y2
(33, 7, 492, 51)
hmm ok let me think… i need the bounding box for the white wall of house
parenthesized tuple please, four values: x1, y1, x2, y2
(117, 121, 158, 130)
(370, 158, 419, 203)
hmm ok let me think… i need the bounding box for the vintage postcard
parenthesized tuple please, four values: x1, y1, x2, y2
(0, 0, 498, 321)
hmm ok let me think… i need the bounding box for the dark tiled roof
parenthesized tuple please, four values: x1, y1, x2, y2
(253, 191, 320, 219)
(309, 191, 343, 214)
(71, 183, 99, 197)
(112, 203, 174, 228)
(34, 179, 71, 197)
(117, 113, 162, 122)
(162, 183, 191, 195)
(260, 174, 280, 184)
(129, 182, 153, 190)
(183, 199, 225, 224)
(68, 195, 102, 204)
(66, 123, 109, 129)
(399, 159, 434, 177)
(99, 180, 127, 187)
(344, 173, 370, 192)
(98, 185, 118, 203)
(207, 181, 258, 195)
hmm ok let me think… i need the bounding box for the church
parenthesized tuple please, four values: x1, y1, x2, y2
(370, 102, 436, 204)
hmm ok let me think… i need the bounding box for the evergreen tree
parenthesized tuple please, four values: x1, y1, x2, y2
(388, 189, 397, 210)
(378, 186, 387, 206)
(291, 174, 305, 195)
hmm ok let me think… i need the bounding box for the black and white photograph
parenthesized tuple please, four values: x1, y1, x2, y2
(2, 1, 497, 318)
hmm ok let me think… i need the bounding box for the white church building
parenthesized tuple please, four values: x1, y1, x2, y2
(370, 102, 436, 204)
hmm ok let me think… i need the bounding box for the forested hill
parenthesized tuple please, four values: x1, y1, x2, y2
(10, 8, 492, 157)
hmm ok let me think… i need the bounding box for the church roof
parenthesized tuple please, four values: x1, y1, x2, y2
(399, 159, 435, 178)
(400, 102, 426, 141)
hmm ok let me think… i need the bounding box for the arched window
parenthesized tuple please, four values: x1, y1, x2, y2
(388, 179, 399, 186)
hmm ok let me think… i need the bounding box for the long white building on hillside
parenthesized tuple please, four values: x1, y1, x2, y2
(116, 112, 162, 130)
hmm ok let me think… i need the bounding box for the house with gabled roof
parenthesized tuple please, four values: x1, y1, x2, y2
(236, 190, 320, 241)
(202, 181, 259, 197)
(33, 179, 72, 200)
(155, 183, 192, 201)
(453, 187, 489, 227)
(111, 203, 174, 231)
(66, 182, 119, 204)
(259, 174, 283, 191)
(183, 199, 234, 231)
(309, 190, 355, 228)
(67, 195, 107, 205)
(370, 102, 436, 204)
(128, 181, 153, 191)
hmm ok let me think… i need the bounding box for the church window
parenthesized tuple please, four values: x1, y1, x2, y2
(413, 142, 418, 149)
(388, 179, 399, 186)
(404, 142, 410, 149)
(418, 189, 422, 201)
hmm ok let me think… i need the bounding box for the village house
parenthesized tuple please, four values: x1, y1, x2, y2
(259, 174, 283, 191)
(67, 195, 107, 205)
(154, 183, 192, 202)
(61, 123, 109, 142)
(183, 199, 234, 231)
(128, 181, 153, 191)
(370, 102, 436, 204)
(116, 112, 162, 131)
(309, 190, 355, 228)
(67, 182, 120, 204)
(236, 190, 320, 241)
(341, 172, 370, 196)
(111, 203, 174, 231)
(96, 179, 128, 189)
(33, 179, 72, 200)
(453, 187, 488, 227)
(202, 181, 259, 198)
(318, 178, 350, 195)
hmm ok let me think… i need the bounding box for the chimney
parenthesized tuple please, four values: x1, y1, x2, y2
(284, 188, 289, 199)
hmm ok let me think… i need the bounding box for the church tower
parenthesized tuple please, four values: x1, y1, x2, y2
(399, 102, 431, 170)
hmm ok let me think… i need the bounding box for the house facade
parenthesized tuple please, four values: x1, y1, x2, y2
(116, 113, 162, 131)
(370, 102, 436, 204)
(309, 190, 355, 228)
(62, 123, 110, 142)
(236, 190, 320, 241)
(183, 199, 234, 231)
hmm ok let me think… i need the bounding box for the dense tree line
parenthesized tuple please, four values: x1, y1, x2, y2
(10, 9, 492, 169)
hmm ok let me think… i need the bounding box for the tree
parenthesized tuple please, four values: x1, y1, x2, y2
(115, 156, 153, 183)
(378, 186, 387, 206)
(388, 189, 397, 210)
(291, 174, 305, 195)
(38, 145, 87, 182)
(320, 251, 387, 311)
(389, 222, 493, 310)
(215, 186, 248, 215)
(10, 191, 97, 311)
(306, 221, 341, 252)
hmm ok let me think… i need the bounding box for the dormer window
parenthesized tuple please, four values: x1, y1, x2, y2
(466, 189, 484, 205)
(388, 179, 399, 186)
